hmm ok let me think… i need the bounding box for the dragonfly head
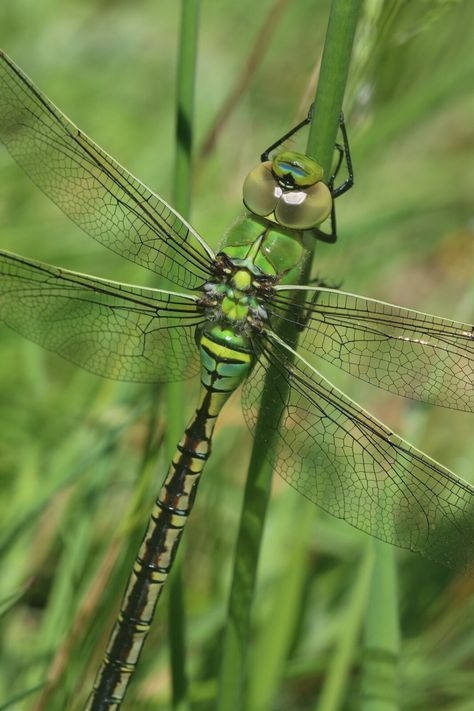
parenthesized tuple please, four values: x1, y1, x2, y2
(242, 151, 332, 230)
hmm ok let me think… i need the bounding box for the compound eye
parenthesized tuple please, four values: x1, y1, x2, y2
(272, 151, 324, 188)
(243, 162, 279, 217)
(275, 181, 332, 230)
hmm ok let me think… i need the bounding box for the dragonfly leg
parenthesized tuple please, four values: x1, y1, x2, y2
(312, 113, 354, 242)
(310, 199, 338, 243)
(261, 109, 354, 199)
(261, 110, 352, 242)
(260, 105, 313, 162)
(329, 143, 345, 188)
(330, 112, 354, 198)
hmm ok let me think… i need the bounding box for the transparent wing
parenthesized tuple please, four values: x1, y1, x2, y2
(0, 50, 215, 291)
(270, 286, 474, 411)
(242, 331, 474, 573)
(0, 250, 202, 382)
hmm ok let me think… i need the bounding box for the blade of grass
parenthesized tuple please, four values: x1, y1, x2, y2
(0, 579, 33, 619)
(360, 539, 400, 711)
(359, 398, 437, 711)
(359, 399, 438, 711)
(314, 542, 374, 711)
(246, 497, 315, 711)
(0, 683, 47, 710)
(33, 406, 163, 710)
(167, 2, 200, 710)
(0, 399, 147, 559)
(216, 3, 362, 710)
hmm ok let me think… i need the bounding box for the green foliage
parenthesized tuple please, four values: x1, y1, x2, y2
(0, 1, 473, 710)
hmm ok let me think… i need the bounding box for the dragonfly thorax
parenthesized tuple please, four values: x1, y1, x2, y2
(200, 262, 270, 335)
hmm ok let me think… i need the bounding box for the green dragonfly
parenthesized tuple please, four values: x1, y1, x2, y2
(1, 50, 473, 710)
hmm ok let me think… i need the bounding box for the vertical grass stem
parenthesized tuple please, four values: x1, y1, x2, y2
(217, 3, 362, 709)
(167, 3, 200, 710)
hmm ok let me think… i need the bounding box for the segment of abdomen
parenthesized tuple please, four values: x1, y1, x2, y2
(85, 326, 253, 709)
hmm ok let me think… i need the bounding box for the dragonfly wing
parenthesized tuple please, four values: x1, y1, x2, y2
(242, 331, 474, 573)
(270, 286, 474, 411)
(0, 51, 214, 291)
(0, 250, 202, 382)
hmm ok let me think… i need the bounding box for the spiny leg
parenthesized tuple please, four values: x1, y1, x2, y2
(313, 198, 338, 243)
(314, 112, 354, 242)
(261, 108, 353, 192)
(260, 105, 313, 162)
(331, 113, 354, 198)
(260, 109, 354, 244)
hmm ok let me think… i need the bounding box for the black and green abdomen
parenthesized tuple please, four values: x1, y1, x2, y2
(199, 325, 253, 394)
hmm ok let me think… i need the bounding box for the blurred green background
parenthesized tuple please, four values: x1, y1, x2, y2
(0, 1, 473, 710)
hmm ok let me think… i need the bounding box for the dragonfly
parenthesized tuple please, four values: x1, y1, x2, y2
(0, 50, 473, 710)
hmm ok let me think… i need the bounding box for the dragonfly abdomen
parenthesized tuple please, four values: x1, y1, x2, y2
(86, 326, 253, 709)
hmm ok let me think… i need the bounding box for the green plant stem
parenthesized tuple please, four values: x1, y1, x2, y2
(216, 3, 361, 710)
(247, 498, 315, 711)
(167, 2, 200, 710)
(360, 407, 419, 711)
(315, 543, 374, 711)
(173, 0, 200, 218)
(307, 0, 361, 171)
(360, 539, 400, 711)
